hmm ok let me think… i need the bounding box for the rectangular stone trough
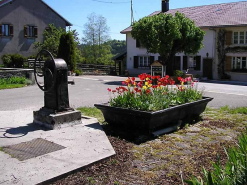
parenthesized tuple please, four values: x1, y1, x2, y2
(95, 97, 213, 133)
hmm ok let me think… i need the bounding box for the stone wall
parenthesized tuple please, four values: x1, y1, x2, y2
(0, 68, 35, 84)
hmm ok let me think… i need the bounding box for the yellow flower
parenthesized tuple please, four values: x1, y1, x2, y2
(148, 84, 152, 87)
(181, 82, 184, 86)
(143, 86, 147, 90)
(145, 82, 148, 86)
(146, 78, 149, 80)
(128, 84, 131, 87)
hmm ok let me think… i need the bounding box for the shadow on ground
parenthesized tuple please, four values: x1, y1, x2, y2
(103, 81, 123, 86)
(0, 123, 49, 139)
(98, 116, 203, 145)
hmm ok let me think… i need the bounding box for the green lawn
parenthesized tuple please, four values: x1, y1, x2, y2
(77, 107, 104, 123)
(0, 84, 26, 90)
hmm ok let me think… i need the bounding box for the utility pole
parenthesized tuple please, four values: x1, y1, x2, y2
(131, 0, 134, 25)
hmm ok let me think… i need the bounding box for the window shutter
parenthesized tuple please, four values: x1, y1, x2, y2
(24, 25, 27, 37)
(136, 40, 140, 48)
(34, 26, 38, 38)
(183, 56, 187, 70)
(225, 56, 232, 71)
(134, 56, 138, 68)
(226, 31, 232, 46)
(0, 24, 2, 36)
(195, 56, 201, 70)
(9, 25, 13, 36)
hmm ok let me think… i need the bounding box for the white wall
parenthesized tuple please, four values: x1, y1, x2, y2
(126, 28, 216, 77)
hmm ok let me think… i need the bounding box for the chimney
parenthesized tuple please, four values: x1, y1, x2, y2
(162, 0, 169, 13)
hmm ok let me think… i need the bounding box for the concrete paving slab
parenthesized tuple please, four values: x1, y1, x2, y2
(0, 111, 115, 185)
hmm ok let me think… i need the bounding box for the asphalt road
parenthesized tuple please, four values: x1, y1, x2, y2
(0, 75, 247, 111)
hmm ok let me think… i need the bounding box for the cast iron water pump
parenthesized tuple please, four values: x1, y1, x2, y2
(34, 50, 74, 112)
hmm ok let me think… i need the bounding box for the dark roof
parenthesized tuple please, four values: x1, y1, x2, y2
(0, 0, 72, 26)
(121, 1, 247, 33)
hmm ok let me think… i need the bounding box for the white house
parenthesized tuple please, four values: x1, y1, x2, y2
(120, 1, 247, 81)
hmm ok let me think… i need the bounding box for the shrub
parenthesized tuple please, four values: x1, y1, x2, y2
(2, 54, 12, 67)
(75, 69, 82, 76)
(108, 74, 202, 111)
(1, 54, 26, 68)
(185, 128, 247, 185)
(174, 70, 185, 78)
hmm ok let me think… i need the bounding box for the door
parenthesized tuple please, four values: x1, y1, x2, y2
(203, 58, 213, 79)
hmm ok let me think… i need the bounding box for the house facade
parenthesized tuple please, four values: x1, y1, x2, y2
(121, 1, 247, 82)
(0, 0, 72, 64)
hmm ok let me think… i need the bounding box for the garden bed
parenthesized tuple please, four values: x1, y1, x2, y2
(51, 106, 247, 185)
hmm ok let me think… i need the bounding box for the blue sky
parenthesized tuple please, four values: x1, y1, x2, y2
(43, 0, 242, 41)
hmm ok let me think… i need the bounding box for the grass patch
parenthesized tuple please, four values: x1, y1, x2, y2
(220, 105, 247, 114)
(0, 84, 26, 90)
(77, 107, 104, 123)
(0, 76, 30, 90)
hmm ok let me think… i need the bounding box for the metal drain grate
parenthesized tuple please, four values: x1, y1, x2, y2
(2, 138, 66, 161)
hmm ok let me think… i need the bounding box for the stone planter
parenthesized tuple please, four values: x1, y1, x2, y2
(95, 97, 213, 133)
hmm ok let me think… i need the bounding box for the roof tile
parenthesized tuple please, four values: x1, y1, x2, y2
(121, 1, 247, 33)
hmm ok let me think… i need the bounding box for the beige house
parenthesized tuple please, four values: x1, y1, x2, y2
(121, 1, 247, 81)
(0, 0, 72, 64)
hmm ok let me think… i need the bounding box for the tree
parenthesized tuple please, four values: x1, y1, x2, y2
(82, 13, 110, 64)
(34, 24, 83, 67)
(106, 40, 126, 56)
(131, 12, 205, 75)
(34, 24, 66, 57)
(57, 32, 76, 71)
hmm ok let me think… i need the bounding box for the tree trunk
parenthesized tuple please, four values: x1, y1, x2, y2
(163, 53, 175, 76)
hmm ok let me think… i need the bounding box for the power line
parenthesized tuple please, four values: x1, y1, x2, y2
(92, 0, 130, 4)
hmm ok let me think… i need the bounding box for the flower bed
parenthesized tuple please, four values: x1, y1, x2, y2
(108, 73, 203, 111)
(95, 73, 212, 133)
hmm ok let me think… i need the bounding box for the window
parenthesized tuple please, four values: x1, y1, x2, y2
(188, 56, 196, 68)
(187, 56, 201, 70)
(139, 56, 150, 67)
(24, 25, 38, 38)
(233, 31, 247, 45)
(0, 24, 13, 36)
(136, 39, 144, 48)
(232, 57, 247, 70)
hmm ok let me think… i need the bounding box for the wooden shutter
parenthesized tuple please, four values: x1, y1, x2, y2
(9, 25, 13, 36)
(226, 31, 232, 46)
(136, 40, 140, 48)
(24, 25, 27, 37)
(225, 56, 232, 71)
(34, 26, 38, 38)
(183, 56, 187, 70)
(195, 56, 201, 70)
(134, 56, 138, 68)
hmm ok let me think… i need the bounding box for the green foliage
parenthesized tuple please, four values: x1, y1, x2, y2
(74, 69, 82, 76)
(34, 24, 66, 57)
(1, 54, 26, 68)
(185, 128, 247, 185)
(77, 107, 104, 123)
(131, 12, 205, 75)
(57, 32, 76, 71)
(105, 39, 126, 56)
(174, 70, 185, 78)
(220, 106, 247, 115)
(0, 76, 26, 85)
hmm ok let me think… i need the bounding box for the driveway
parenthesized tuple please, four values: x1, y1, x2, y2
(0, 75, 246, 111)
